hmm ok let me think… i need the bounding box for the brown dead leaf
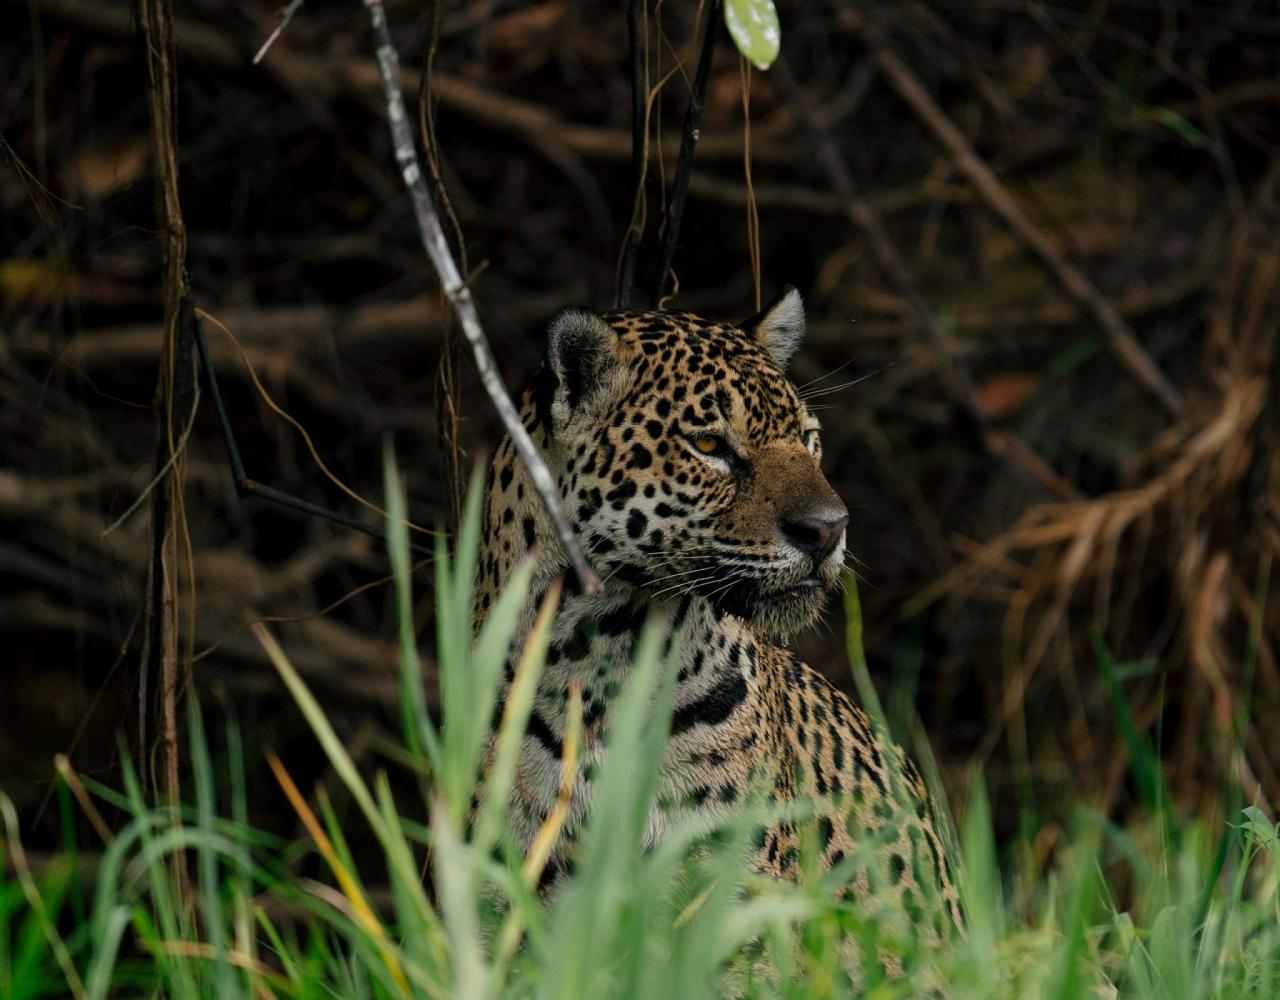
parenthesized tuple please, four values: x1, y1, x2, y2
(65, 136, 149, 198)
(976, 373, 1039, 419)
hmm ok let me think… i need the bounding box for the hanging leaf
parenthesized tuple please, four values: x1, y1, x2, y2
(724, 0, 780, 71)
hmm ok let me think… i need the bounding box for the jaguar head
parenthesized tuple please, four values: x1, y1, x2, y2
(542, 288, 847, 637)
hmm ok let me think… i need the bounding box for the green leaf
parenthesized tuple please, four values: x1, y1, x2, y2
(724, 0, 780, 71)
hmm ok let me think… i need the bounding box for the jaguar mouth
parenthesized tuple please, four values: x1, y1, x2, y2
(768, 575, 824, 598)
(706, 573, 828, 622)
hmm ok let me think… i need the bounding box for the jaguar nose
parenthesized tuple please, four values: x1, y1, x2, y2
(779, 506, 849, 562)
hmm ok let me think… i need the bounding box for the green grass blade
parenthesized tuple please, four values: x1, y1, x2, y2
(0, 795, 85, 1000)
(186, 698, 236, 998)
(843, 572, 887, 727)
(83, 906, 132, 1000)
(383, 438, 434, 767)
(1092, 628, 1174, 840)
(472, 576, 555, 856)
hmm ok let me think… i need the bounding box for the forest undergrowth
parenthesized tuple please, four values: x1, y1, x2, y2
(3, 1, 1279, 995)
(2, 466, 1277, 999)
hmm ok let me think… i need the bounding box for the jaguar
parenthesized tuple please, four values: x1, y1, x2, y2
(475, 288, 961, 976)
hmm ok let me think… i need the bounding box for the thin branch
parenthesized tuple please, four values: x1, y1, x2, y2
(417, 0, 466, 537)
(740, 57, 760, 311)
(652, 0, 720, 306)
(616, 0, 648, 308)
(252, 0, 306, 65)
(866, 37, 1187, 419)
(358, 0, 602, 596)
(136, 0, 188, 812)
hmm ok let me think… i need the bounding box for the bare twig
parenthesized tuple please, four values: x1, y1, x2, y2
(252, 0, 307, 65)
(741, 56, 761, 311)
(359, 0, 601, 596)
(616, 0, 649, 308)
(417, 0, 466, 535)
(867, 38, 1187, 418)
(136, 0, 190, 822)
(653, 0, 720, 305)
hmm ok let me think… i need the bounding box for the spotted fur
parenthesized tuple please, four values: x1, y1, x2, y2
(476, 290, 961, 967)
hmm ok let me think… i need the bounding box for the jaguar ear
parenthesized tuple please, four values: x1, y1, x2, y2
(740, 286, 805, 368)
(547, 309, 624, 424)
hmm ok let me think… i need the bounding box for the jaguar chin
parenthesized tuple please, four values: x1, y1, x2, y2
(704, 566, 842, 638)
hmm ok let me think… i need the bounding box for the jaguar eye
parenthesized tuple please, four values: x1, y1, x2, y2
(691, 435, 730, 457)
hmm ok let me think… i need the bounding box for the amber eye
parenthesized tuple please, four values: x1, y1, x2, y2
(691, 435, 730, 457)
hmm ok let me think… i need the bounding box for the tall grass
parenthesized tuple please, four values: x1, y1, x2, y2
(2, 457, 1277, 998)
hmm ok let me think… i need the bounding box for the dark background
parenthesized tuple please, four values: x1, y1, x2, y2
(2, 0, 1277, 853)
